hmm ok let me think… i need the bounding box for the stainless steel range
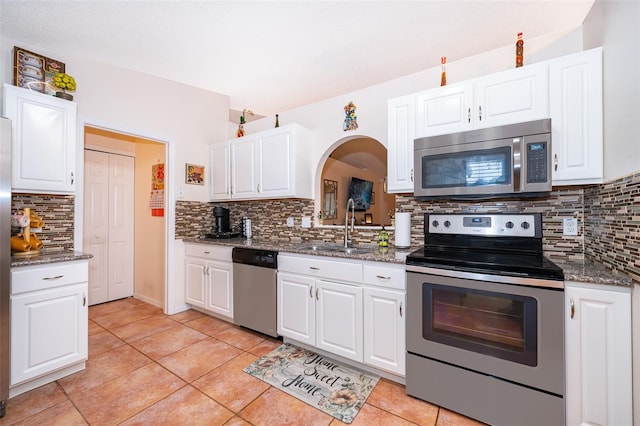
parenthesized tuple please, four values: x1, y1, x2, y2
(405, 213, 565, 426)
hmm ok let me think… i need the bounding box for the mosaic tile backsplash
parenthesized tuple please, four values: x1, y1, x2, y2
(11, 193, 75, 252)
(176, 187, 587, 261)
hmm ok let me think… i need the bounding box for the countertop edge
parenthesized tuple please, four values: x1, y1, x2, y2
(11, 251, 93, 268)
(183, 238, 634, 288)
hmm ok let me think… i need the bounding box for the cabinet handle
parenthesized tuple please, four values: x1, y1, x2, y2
(309, 286, 313, 299)
(70, 172, 75, 185)
(204, 251, 210, 254)
(376, 275, 391, 280)
(309, 266, 320, 271)
(468, 107, 471, 123)
(554, 154, 558, 172)
(478, 106, 482, 121)
(43, 275, 64, 280)
(570, 298, 575, 319)
(399, 302, 403, 317)
(83, 293, 87, 307)
(315, 288, 319, 301)
(257, 184, 261, 193)
(410, 168, 413, 183)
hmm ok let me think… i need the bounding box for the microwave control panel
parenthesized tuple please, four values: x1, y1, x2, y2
(526, 141, 548, 183)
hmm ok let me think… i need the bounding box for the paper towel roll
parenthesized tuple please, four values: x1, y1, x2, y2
(394, 212, 411, 248)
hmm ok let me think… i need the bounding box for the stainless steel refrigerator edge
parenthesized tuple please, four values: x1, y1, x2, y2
(0, 117, 11, 417)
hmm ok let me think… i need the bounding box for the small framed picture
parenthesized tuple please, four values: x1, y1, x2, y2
(364, 213, 373, 224)
(185, 163, 204, 185)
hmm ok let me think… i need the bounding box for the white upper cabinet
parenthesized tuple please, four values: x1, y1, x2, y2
(209, 142, 230, 200)
(387, 94, 416, 193)
(415, 62, 549, 138)
(3, 84, 77, 194)
(211, 123, 312, 201)
(549, 48, 603, 185)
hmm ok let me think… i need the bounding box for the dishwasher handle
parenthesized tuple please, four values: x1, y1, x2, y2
(232, 247, 278, 269)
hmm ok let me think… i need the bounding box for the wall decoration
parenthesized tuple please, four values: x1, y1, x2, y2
(364, 213, 373, 224)
(150, 163, 165, 217)
(185, 163, 204, 185)
(343, 101, 358, 131)
(13, 46, 66, 95)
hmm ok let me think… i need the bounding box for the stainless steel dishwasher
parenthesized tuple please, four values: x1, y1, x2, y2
(232, 247, 279, 337)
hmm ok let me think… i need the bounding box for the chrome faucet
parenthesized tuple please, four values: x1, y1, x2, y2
(344, 198, 355, 248)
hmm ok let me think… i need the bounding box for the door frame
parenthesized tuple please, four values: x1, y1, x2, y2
(74, 115, 178, 315)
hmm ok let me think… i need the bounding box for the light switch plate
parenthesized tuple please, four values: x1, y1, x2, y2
(301, 217, 311, 228)
(286, 217, 295, 227)
(563, 218, 578, 236)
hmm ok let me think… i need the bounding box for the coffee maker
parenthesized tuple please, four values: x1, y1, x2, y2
(205, 207, 240, 239)
(213, 206, 230, 233)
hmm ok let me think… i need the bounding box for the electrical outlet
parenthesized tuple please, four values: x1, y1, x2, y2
(286, 217, 295, 227)
(178, 187, 184, 199)
(301, 217, 311, 228)
(563, 218, 578, 236)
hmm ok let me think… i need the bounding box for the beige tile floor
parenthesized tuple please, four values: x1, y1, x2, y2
(0, 298, 486, 426)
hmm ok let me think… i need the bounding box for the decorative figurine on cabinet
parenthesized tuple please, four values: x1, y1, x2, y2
(343, 101, 358, 131)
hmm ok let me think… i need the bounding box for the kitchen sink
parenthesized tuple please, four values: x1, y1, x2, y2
(295, 243, 375, 255)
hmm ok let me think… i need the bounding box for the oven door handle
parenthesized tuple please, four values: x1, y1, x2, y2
(513, 137, 522, 192)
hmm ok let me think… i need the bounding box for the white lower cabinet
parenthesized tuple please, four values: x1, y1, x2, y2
(565, 282, 633, 426)
(10, 261, 88, 397)
(277, 254, 406, 376)
(184, 243, 233, 319)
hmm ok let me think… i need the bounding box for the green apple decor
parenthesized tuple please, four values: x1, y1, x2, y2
(52, 72, 76, 100)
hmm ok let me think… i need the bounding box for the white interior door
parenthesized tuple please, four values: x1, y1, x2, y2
(108, 154, 135, 300)
(84, 150, 134, 305)
(84, 150, 109, 305)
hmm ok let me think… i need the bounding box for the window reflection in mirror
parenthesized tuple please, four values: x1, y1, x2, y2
(320, 137, 395, 226)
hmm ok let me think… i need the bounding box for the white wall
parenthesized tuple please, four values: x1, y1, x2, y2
(1, 37, 230, 314)
(583, 0, 640, 181)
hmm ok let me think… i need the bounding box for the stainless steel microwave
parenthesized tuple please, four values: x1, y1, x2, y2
(414, 119, 552, 199)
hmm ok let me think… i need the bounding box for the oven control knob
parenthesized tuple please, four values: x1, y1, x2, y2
(521, 221, 530, 230)
(444, 220, 451, 228)
(505, 221, 514, 229)
(432, 220, 439, 228)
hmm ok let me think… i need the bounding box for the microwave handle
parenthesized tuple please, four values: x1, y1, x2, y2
(513, 138, 521, 192)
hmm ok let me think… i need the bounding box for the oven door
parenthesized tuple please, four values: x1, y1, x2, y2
(407, 270, 564, 396)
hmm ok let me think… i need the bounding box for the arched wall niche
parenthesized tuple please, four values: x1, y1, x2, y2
(315, 134, 395, 227)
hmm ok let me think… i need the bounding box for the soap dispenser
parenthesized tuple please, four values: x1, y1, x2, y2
(377, 226, 389, 248)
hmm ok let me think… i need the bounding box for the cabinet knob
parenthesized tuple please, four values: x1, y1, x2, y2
(554, 154, 559, 172)
(410, 169, 413, 183)
(478, 106, 483, 121)
(70, 172, 75, 185)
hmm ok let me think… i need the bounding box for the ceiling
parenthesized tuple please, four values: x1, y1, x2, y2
(1, 1, 594, 117)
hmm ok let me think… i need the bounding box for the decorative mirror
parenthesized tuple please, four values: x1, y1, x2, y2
(323, 179, 337, 219)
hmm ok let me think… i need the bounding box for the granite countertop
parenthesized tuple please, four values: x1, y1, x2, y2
(11, 250, 93, 268)
(184, 237, 414, 264)
(185, 237, 635, 288)
(550, 257, 633, 288)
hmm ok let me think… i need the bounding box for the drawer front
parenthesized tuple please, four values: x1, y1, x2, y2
(11, 261, 88, 295)
(185, 243, 233, 261)
(363, 262, 406, 290)
(278, 254, 362, 284)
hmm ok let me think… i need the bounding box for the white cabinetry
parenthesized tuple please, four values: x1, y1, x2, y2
(362, 263, 406, 376)
(550, 48, 603, 185)
(210, 123, 313, 201)
(2, 84, 77, 194)
(565, 282, 632, 426)
(387, 94, 416, 193)
(278, 254, 406, 376)
(209, 142, 230, 200)
(277, 254, 363, 362)
(184, 243, 233, 319)
(415, 62, 549, 138)
(10, 261, 88, 397)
